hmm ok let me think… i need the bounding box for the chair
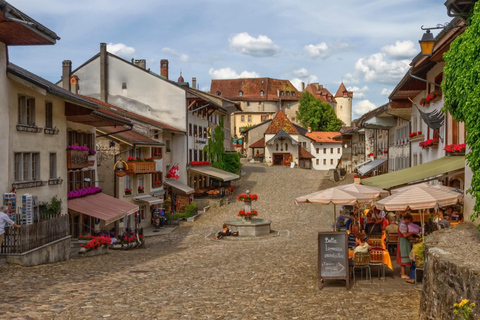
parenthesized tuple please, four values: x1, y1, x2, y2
(369, 249, 385, 281)
(368, 238, 383, 248)
(353, 251, 371, 285)
(386, 232, 398, 255)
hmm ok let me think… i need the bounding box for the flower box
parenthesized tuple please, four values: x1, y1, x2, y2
(67, 150, 89, 170)
(126, 161, 156, 174)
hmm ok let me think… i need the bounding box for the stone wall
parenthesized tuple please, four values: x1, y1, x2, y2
(5, 236, 71, 267)
(420, 223, 480, 319)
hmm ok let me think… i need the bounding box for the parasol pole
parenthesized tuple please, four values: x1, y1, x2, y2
(334, 204, 337, 231)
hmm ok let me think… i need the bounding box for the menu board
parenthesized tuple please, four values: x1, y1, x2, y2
(318, 232, 349, 290)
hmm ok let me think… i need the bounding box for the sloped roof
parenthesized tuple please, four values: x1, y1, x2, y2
(266, 129, 298, 145)
(265, 110, 298, 134)
(335, 83, 353, 98)
(98, 126, 163, 146)
(306, 132, 342, 143)
(305, 83, 336, 103)
(298, 146, 315, 159)
(249, 137, 265, 148)
(210, 78, 300, 102)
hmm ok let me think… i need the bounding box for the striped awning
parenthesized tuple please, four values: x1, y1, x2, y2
(188, 166, 239, 181)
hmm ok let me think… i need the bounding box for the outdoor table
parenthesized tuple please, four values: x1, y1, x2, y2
(349, 248, 392, 270)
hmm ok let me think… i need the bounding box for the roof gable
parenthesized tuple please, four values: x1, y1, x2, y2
(265, 110, 298, 134)
(335, 83, 353, 98)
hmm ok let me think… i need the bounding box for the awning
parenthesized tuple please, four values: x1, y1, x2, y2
(164, 179, 195, 194)
(361, 156, 465, 189)
(188, 166, 239, 181)
(357, 159, 387, 175)
(354, 159, 372, 169)
(68, 192, 139, 225)
(134, 196, 163, 205)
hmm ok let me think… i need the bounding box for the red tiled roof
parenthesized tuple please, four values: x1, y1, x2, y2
(80, 95, 184, 132)
(306, 131, 342, 143)
(249, 137, 265, 148)
(335, 83, 353, 98)
(305, 83, 336, 103)
(99, 126, 160, 144)
(298, 146, 315, 159)
(265, 110, 298, 135)
(210, 78, 300, 102)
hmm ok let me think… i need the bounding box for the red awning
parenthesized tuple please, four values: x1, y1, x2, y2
(68, 193, 139, 224)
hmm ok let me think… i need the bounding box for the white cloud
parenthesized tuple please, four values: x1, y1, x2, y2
(290, 68, 318, 91)
(381, 88, 392, 96)
(355, 53, 410, 84)
(228, 32, 280, 57)
(293, 68, 309, 78)
(106, 43, 135, 59)
(161, 47, 189, 62)
(208, 67, 260, 79)
(304, 42, 351, 59)
(347, 85, 369, 99)
(353, 100, 376, 119)
(343, 72, 360, 84)
(381, 40, 418, 60)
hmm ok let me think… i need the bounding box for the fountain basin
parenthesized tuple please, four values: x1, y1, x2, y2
(225, 218, 271, 237)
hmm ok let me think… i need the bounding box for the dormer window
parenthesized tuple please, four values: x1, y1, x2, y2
(260, 90, 264, 96)
(286, 91, 290, 96)
(217, 91, 221, 96)
(239, 91, 243, 96)
(280, 91, 284, 96)
(292, 92, 296, 97)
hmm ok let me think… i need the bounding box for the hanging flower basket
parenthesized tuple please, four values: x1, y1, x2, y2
(419, 89, 442, 107)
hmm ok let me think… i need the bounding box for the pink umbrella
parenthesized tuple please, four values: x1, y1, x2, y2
(295, 187, 375, 230)
(336, 183, 389, 199)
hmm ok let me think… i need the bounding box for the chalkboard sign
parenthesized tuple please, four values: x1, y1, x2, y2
(318, 231, 349, 290)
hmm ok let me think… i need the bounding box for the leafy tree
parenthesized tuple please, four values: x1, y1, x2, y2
(442, 2, 480, 228)
(296, 91, 343, 131)
(206, 116, 242, 174)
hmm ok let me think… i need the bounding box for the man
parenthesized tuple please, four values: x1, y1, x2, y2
(365, 217, 382, 236)
(345, 212, 355, 232)
(0, 206, 21, 245)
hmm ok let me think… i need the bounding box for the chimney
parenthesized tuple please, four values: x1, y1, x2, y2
(192, 77, 197, 89)
(100, 43, 108, 102)
(160, 59, 169, 79)
(70, 75, 79, 94)
(301, 82, 305, 92)
(308, 126, 312, 133)
(134, 59, 146, 69)
(62, 60, 72, 91)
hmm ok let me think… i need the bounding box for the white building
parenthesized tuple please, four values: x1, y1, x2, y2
(306, 132, 343, 170)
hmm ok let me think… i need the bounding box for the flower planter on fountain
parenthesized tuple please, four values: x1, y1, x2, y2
(225, 191, 271, 237)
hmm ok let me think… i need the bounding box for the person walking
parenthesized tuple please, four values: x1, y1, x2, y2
(0, 205, 21, 246)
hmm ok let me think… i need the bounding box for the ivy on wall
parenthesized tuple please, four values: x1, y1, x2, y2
(443, 2, 480, 228)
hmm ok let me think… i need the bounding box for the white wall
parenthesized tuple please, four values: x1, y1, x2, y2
(0, 43, 9, 196)
(335, 96, 352, 126)
(311, 142, 342, 170)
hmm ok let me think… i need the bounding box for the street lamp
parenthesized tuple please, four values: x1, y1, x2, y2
(419, 22, 467, 56)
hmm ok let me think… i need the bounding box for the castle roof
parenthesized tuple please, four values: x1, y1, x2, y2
(304, 83, 336, 103)
(335, 83, 353, 98)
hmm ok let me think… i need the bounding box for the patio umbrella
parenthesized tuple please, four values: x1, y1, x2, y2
(390, 183, 464, 200)
(336, 183, 390, 199)
(295, 187, 375, 231)
(375, 186, 462, 237)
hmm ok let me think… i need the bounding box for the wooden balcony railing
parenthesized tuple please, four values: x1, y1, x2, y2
(126, 161, 156, 175)
(67, 150, 89, 170)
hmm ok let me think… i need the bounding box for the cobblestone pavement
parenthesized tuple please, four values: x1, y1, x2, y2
(0, 161, 422, 320)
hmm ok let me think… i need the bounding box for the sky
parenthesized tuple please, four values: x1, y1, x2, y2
(8, 0, 452, 120)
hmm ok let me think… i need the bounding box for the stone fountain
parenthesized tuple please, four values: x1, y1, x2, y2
(225, 190, 272, 237)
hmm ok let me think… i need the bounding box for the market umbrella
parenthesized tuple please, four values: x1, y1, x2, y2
(336, 183, 390, 199)
(295, 187, 375, 231)
(375, 186, 462, 237)
(390, 183, 464, 200)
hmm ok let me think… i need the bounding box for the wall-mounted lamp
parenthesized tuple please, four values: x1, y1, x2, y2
(419, 22, 467, 56)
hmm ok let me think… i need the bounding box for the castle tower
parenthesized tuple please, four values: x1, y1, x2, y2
(334, 83, 353, 126)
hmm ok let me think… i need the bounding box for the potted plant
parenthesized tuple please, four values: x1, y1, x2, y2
(412, 242, 425, 268)
(138, 186, 145, 193)
(125, 188, 132, 195)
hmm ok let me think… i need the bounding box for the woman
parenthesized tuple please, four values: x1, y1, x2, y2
(215, 224, 231, 240)
(397, 212, 417, 279)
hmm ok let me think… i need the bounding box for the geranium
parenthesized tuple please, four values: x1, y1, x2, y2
(155, 152, 162, 156)
(238, 210, 258, 218)
(135, 157, 143, 162)
(67, 145, 89, 151)
(80, 236, 111, 251)
(190, 161, 211, 166)
(144, 157, 154, 162)
(444, 143, 466, 153)
(127, 156, 135, 162)
(419, 98, 427, 106)
(138, 186, 145, 192)
(368, 152, 374, 157)
(154, 181, 161, 184)
(237, 194, 258, 203)
(417, 131, 422, 135)
(409, 132, 418, 138)
(419, 141, 424, 148)
(67, 186, 102, 199)
(421, 138, 439, 148)
(125, 188, 132, 193)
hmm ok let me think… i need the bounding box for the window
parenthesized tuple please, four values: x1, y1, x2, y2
(323, 159, 326, 165)
(292, 92, 296, 97)
(67, 131, 95, 151)
(247, 102, 250, 106)
(286, 91, 290, 96)
(69, 169, 95, 191)
(276, 143, 279, 151)
(166, 140, 171, 152)
(302, 142, 306, 148)
(152, 172, 162, 188)
(189, 124, 192, 136)
(323, 148, 326, 154)
(241, 115, 245, 122)
(18, 95, 35, 125)
(194, 125, 197, 137)
(45, 102, 53, 128)
(152, 147, 162, 159)
(239, 91, 243, 96)
(124, 175, 132, 193)
(14, 152, 40, 182)
(330, 148, 333, 153)
(49, 153, 57, 179)
(316, 159, 319, 165)
(337, 148, 340, 154)
(199, 149, 202, 161)
(199, 126, 203, 139)
(285, 143, 288, 151)
(189, 149, 192, 162)
(247, 115, 252, 122)
(137, 176, 144, 191)
(330, 159, 334, 165)
(280, 91, 284, 96)
(122, 82, 127, 90)
(316, 148, 319, 154)
(260, 90, 264, 96)
(140, 206, 146, 220)
(194, 149, 198, 161)
(217, 91, 221, 96)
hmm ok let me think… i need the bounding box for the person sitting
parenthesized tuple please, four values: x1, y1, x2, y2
(354, 233, 370, 254)
(348, 225, 368, 249)
(215, 224, 231, 240)
(365, 217, 382, 236)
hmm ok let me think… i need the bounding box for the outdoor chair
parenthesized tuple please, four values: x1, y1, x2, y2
(353, 251, 371, 285)
(367, 238, 383, 248)
(386, 232, 398, 255)
(369, 249, 385, 281)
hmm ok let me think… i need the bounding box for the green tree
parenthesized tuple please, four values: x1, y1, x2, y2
(296, 91, 343, 131)
(206, 116, 242, 174)
(442, 3, 480, 228)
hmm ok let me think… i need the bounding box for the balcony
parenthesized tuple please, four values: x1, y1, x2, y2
(67, 150, 89, 170)
(126, 161, 157, 175)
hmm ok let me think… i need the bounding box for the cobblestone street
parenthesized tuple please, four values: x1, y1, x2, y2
(0, 161, 422, 319)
